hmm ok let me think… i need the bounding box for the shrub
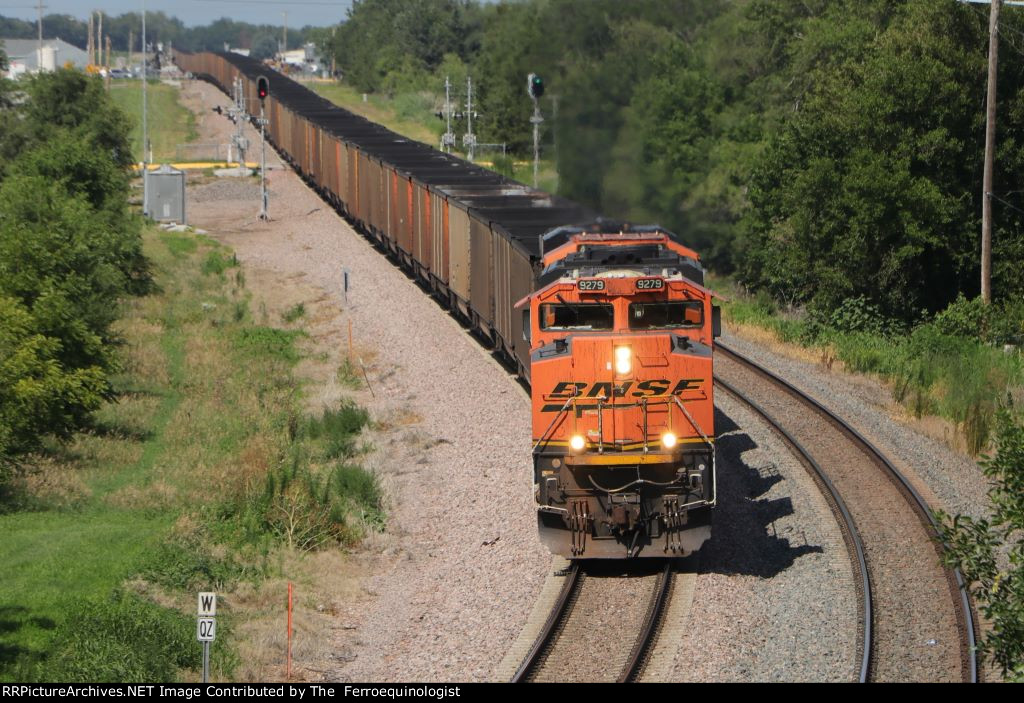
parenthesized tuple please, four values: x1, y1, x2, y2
(933, 294, 989, 339)
(141, 536, 251, 592)
(282, 303, 306, 323)
(237, 452, 374, 551)
(232, 402, 379, 550)
(0, 176, 132, 373)
(36, 591, 196, 683)
(0, 296, 107, 459)
(937, 412, 1024, 680)
(820, 295, 896, 336)
(301, 402, 370, 459)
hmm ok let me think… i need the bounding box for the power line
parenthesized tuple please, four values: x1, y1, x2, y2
(989, 192, 1024, 217)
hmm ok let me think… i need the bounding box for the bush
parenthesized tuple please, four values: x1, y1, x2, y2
(238, 452, 378, 551)
(724, 284, 1023, 453)
(820, 296, 897, 336)
(301, 402, 370, 459)
(0, 91, 145, 463)
(0, 296, 107, 458)
(232, 402, 379, 551)
(141, 536, 251, 592)
(36, 591, 196, 683)
(937, 412, 1024, 680)
(933, 294, 989, 339)
(331, 463, 385, 530)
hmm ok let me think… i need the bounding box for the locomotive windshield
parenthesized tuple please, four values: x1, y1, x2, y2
(629, 301, 703, 329)
(540, 303, 614, 330)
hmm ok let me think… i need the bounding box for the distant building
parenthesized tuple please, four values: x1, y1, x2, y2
(279, 43, 322, 74)
(2, 38, 88, 77)
(280, 48, 306, 66)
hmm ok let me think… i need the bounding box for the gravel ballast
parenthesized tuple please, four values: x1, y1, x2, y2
(665, 394, 859, 682)
(174, 77, 976, 682)
(182, 79, 550, 682)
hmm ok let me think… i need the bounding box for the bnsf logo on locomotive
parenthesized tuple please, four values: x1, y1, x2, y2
(542, 379, 703, 411)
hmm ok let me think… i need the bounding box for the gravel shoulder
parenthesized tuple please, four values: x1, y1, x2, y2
(181, 78, 550, 682)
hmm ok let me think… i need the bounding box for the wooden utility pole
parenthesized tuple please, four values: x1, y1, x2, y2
(36, 0, 44, 69)
(105, 36, 111, 91)
(282, 11, 288, 56)
(981, 0, 1001, 304)
(87, 13, 94, 66)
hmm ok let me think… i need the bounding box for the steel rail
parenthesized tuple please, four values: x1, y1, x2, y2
(716, 342, 978, 683)
(715, 375, 872, 683)
(511, 561, 582, 682)
(617, 560, 674, 683)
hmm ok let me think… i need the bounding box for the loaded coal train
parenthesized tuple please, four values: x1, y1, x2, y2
(175, 51, 720, 559)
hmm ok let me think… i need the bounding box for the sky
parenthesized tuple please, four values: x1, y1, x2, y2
(0, 0, 354, 28)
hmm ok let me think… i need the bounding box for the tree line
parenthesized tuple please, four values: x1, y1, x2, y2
(0, 62, 147, 469)
(0, 12, 313, 54)
(325, 0, 1024, 329)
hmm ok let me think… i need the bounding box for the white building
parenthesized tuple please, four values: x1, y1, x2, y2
(2, 38, 88, 78)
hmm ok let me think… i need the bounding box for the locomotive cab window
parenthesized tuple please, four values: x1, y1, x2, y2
(540, 303, 614, 331)
(629, 301, 703, 329)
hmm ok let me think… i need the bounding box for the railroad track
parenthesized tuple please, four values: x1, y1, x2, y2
(716, 342, 977, 683)
(511, 560, 674, 683)
(183, 64, 977, 683)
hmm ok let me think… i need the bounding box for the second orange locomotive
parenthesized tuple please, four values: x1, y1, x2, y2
(520, 224, 719, 558)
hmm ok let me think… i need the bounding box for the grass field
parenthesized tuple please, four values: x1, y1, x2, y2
(0, 227, 378, 681)
(303, 80, 561, 193)
(110, 80, 198, 162)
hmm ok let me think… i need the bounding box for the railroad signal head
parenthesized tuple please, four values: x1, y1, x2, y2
(527, 73, 544, 100)
(257, 75, 270, 101)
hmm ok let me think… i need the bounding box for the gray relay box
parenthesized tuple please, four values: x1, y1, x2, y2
(145, 164, 186, 224)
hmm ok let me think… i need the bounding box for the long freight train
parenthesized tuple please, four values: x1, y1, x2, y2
(174, 51, 719, 558)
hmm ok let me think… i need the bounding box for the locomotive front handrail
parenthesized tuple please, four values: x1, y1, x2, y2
(535, 393, 709, 452)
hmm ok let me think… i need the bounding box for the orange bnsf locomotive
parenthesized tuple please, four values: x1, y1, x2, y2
(175, 51, 718, 560)
(520, 225, 719, 558)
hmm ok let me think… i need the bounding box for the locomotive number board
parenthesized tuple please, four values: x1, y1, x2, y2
(577, 279, 606, 291)
(635, 278, 665, 290)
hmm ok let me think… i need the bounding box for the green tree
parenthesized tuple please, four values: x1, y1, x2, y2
(0, 296, 106, 460)
(11, 135, 148, 292)
(330, 0, 468, 93)
(0, 174, 127, 374)
(937, 412, 1024, 680)
(736, 0, 1022, 320)
(17, 69, 134, 170)
(249, 33, 278, 61)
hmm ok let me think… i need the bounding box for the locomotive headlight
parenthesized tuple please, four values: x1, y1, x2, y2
(569, 434, 586, 452)
(614, 346, 632, 375)
(661, 432, 678, 449)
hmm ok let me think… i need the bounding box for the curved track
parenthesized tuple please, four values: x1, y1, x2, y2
(716, 374, 872, 682)
(716, 342, 977, 683)
(179, 63, 976, 682)
(512, 561, 674, 683)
